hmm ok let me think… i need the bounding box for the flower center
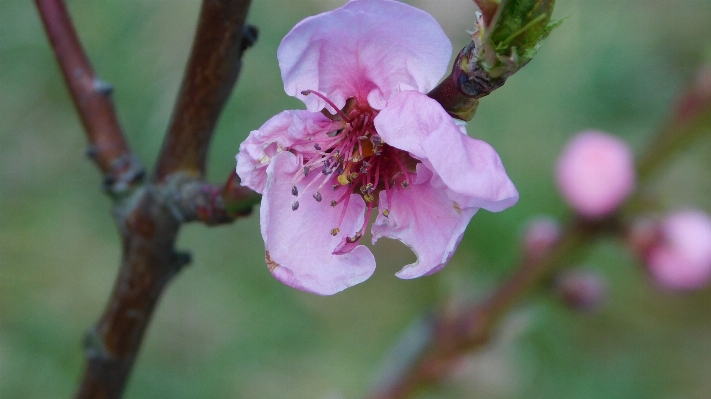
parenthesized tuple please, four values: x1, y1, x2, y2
(287, 90, 417, 251)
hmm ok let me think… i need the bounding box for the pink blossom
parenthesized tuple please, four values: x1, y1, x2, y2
(645, 210, 711, 290)
(236, 0, 518, 295)
(555, 130, 635, 219)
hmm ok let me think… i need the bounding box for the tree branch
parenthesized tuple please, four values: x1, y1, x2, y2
(34, 0, 258, 397)
(35, 0, 144, 195)
(153, 0, 255, 181)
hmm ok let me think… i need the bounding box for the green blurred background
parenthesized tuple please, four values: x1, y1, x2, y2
(2, 1, 711, 398)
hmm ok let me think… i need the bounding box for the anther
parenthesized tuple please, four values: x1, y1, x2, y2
(348, 172, 359, 182)
(292, 201, 300, 211)
(330, 200, 338, 207)
(383, 209, 390, 218)
(363, 194, 375, 203)
(303, 167, 309, 177)
(347, 233, 363, 243)
(332, 184, 340, 191)
(322, 168, 333, 175)
(401, 180, 409, 188)
(291, 186, 298, 196)
(351, 154, 363, 163)
(331, 228, 340, 236)
(313, 191, 322, 202)
(314, 143, 321, 150)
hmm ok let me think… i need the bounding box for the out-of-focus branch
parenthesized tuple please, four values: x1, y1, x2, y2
(153, 0, 255, 181)
(637, 67, 711, 181)
(369, 66, 711, 399)
(35, 0, 144, 195)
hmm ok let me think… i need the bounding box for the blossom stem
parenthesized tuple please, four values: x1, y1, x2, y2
(368, 65, 711, 399)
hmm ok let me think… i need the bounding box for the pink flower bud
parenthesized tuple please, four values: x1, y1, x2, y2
(522, 216, 560, 259)
(555, 131, 635, 219)
(645, 210, 711, 290)
(554, 269, 608, 312)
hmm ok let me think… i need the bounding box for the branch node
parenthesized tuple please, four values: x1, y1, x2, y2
(93, 78, 114, 96)
(173, 250, 192, 271)
(241, 24, 259, 52)
(102, 154, 145, 196)
(82, 327, 111, 361)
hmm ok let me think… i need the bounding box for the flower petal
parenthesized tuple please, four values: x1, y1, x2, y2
(375, 90, 518, 212)
(261, 151, 375, 295)
(236, 110, 336, 193)
(372, 177, 477, 279)
(278, 0, 451, 112)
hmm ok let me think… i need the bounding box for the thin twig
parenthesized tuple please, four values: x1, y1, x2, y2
(153, 0, 255, 181)
(35, 0, 144, 195)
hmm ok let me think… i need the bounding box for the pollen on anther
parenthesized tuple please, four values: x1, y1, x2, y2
(313, 191, 322, 202)
(347, 232, 363, 243)
(292, 201, 299, 211)
(330, 228, 340, 236)
(363, 194, 375, 203)
(383, 209, 390, 218)
(291, 186, 298, 196)
(330, 200, 337, 207)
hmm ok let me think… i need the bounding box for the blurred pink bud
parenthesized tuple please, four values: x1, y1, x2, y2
(554, 269, 608, 312)
(555, 131, 635, 219)
(522, 216, 560, 259)
(646, 210, 711, 290)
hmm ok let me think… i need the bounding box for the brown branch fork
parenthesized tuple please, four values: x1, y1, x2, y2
(35, 0, 257, 397)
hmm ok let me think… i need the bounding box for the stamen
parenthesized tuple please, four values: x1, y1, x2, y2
(291, 186, 298, 196)
(313, 191, 322, 202)
(292, 201, 299, 211)
(330, 200, 337, 207)
(303, 166, 309, 177)
(347, 232, 363, 243)
(301, 90, 352, 123)
(314, 143, 321, 150)
(331, 228, 340, 236)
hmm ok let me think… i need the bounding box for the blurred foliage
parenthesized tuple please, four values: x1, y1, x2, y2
(1, 1, 711, 398)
